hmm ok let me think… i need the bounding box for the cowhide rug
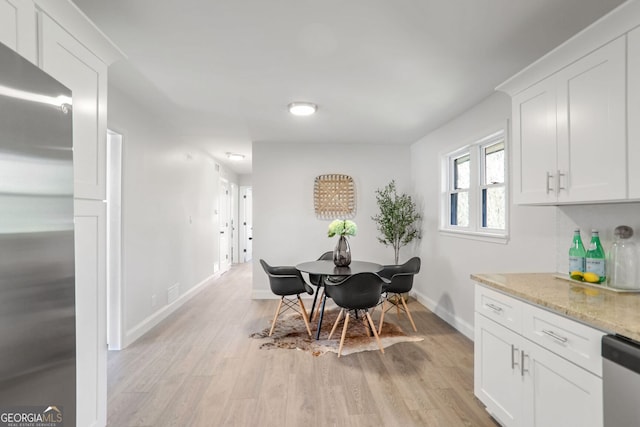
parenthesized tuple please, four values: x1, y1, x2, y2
(250, 307, 423, 357)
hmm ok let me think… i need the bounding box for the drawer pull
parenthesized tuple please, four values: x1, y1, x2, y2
(542, 329, 568, 343)
(485, 303, 503, 313)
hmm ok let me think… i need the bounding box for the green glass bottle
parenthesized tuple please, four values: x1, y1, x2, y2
(568, 229, 586, 274)
(585, 229, 606, 283)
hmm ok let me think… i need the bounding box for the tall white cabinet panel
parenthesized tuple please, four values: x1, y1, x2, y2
(74, 200, 107, 427)
(629, 27, 640, 199)
(511, 79, 558, 204)
(556, 36, 626, 203)
(0, 0, 36, 62)
(40, 14, 107, 201)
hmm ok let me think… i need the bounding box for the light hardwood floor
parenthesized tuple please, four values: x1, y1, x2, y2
(107, 262, 498, 427)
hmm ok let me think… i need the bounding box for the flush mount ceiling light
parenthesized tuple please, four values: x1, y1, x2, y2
(226, 152, 245, 161)
(288, 102, 317, 116)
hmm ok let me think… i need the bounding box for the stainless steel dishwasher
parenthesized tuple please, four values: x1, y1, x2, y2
(602, 334, 640, 426)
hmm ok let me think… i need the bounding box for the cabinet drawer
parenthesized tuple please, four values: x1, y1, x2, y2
(475, 285, 522, 333)
(522, 303, 605, 376)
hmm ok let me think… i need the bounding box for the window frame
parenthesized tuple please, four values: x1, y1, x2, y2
(440, 129, 509, 243)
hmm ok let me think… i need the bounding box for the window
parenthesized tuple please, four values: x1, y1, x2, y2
(442, 130, 507, 240)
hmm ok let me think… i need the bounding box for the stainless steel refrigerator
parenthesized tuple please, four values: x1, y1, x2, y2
(0, 41, 76, 426)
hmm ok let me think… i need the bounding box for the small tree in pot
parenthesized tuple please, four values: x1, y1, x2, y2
(372, 180, 421, 264)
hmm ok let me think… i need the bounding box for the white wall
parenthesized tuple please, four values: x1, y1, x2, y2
(108, 85, 237, 347)
(410, 92, 557, 338)
(252, 142, 413, 298)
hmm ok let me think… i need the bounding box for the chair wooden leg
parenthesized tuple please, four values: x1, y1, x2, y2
(366, 312, 385, 354)
(400, 295, 417, 332)
(338, 313, 350, 358)
(396, 294, 401, 317)
(298, 295, 312, 337)
(328, 308, 344, 340)
(269, 297, 284, 337)
(378, 299, 386, 335)
(312, 289, 325, 321)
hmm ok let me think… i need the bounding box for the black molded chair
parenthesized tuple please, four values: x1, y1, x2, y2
(325, 272, 385, 357)
(378, 257, 421, 334)
(308, 251, 333, 321)
(260, 259, 314, 337)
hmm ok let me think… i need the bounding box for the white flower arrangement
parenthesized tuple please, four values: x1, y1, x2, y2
(327, 219, 357, 237)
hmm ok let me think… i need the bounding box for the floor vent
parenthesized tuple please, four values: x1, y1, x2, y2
(168, 283, 180, 304)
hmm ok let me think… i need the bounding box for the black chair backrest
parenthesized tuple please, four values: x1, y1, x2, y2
(308, 251, 333, 286)
(325, 272, 384, 310)
(260, 259, 312, 296)
(380, 257, 421, 294)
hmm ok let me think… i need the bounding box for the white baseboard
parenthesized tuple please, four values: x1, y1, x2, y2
(411, 289, 474, 341)
(122, 270, 223, 348)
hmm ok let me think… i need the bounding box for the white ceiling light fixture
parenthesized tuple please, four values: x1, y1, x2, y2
(288, 102, 317, 116)
(226, 152, 245, 161)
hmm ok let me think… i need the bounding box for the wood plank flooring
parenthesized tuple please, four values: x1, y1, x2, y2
(107, 262, 499, 427)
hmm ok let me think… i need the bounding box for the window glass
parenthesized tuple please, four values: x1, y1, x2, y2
(484, 141, 504, 184)
(482, 187, 505, 229)
(454, 154, 470, 189)
(450, 191, 469, 227)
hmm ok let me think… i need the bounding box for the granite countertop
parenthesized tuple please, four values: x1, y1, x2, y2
(471, 273, 640, 342)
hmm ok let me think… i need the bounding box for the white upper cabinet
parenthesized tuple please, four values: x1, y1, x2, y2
(556, 37, 626, 203)
(511, 36, 626, 205)
(39, 13, 108, 200)
(629, 27, 640, 200)
(512, 77, 558, 204)
(0, 0, 36, 62)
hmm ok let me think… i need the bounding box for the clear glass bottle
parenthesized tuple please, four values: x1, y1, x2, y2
(608, 225, 639, 290)
(568, 228, 586, 274)
(585, 229, 606, 283)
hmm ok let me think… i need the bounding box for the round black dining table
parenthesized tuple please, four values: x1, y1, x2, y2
(296, 260, 383, 340)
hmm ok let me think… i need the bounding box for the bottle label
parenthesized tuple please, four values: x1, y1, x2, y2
(569, 256, 585, 273)
(586, 258, 606, 279)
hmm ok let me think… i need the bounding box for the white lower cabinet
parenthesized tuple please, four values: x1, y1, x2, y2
(474, 284, 604, 427)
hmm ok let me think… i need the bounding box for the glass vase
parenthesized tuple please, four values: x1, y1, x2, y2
(333, 235, 351, 267)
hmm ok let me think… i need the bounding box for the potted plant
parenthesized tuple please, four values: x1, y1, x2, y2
(372, 180, 421, 264)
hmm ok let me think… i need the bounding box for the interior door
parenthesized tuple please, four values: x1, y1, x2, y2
(219, 178, 231, 272)
(242, 187, 253, 262)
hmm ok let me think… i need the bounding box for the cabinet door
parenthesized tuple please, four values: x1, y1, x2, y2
(40, 14, 108, 201)
(629, 28, 640, 200)
(0, 0, 36, 62)
(522, 340, 603, 427)
(511, 77, 558, 204)
(556, 36, 626, 203)
(74, 199, 107, 427)
(475, 313, 523, 427)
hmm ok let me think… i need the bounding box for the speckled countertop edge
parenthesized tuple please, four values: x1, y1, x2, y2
(471, 272, 640, 342)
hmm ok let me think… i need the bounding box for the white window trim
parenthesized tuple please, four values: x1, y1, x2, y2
(440, 128, 509, 244)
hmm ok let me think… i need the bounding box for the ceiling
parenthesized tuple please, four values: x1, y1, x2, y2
(71, 0, 626, 175)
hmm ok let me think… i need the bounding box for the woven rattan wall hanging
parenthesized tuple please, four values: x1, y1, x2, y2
(313, 174, 356, 219)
